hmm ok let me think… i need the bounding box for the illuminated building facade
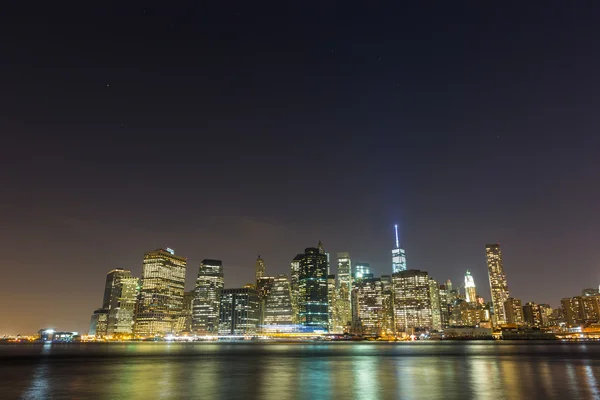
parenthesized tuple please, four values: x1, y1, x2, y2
(290, 254, 302, 323)
(219, 288, 260, 335)
(192, 259, 224, 334)
(89, 308, 109, 336)
(354, 263, 371, 280)
(298, 244, 329, 330)
(392, 269, 432, 332)
(135, 248, 187, 337)
(263, 275, 294, 326)
(352, 276, 384, 336)
(504, 297, 524, 325)
(438, 284, 450, 328)
(429, 278, 442, 331)
(561, 296, 600, 327)
(391, 224, 407, 273)
(336, 252, 352, 332)
(485, 244, 510, 325)
(464, 270, 477, 303)
(522, 302, 543, 328)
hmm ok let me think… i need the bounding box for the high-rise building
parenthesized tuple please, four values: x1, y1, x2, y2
(522, 302, 543, 328)
(464, 270, 477, 303)
(298, 245, 329, 331)
(336, 252, 352, 332)
(429, 278, 442, 331)
(135, 248, 187, 337)
(263, 275, 294, 326)
(327, 274, 336, 331)
(256, 275, 275, 327)
(391, 224, 407, 273)
(485, 244, 510, 326)
(255, 255, 266, 282)
(561, 296, 600, 327)
(380, 275, 395, 335)
(504, 298, 524, 325)
(290, 254, 303, 323)
(219, 288, 260, 335)
(392, 269, 432, 333)
(355, 263, 371, 280)
(89, 268, 139, 337)
(352, 276, 384, 336)
(192, 259, 224, 335)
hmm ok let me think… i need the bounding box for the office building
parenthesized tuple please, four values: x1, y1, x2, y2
(336, 252, 352, 332)
(89, 309, 109, 336)
(504, 297, 524, 325)
(298, 244, 329, 331)
(561, 296, 600, 327)
(290, 254, 303, 323)
(263, 275, 294, 326)
(192, 259, 224, 334)
(429, 278, 442, 331)
(219, 288, 260, 335)
(392, 269, 432, 333)
(355, 263, 371, 280)
(464, 270, 477, 303)
(391, 224, 407, 273)
(352, 276, 384, 336)
(135, 248, 187, 337)
(485, 244, 510, 325)
(522, 302, 543, 328)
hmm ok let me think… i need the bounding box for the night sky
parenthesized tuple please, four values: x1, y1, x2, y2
(2, 3, 600, 334)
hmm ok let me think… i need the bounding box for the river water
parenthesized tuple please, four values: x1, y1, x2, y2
(1, 341, 599, 399)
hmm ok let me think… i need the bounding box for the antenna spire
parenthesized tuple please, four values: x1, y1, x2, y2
(394, 224, 399, 249)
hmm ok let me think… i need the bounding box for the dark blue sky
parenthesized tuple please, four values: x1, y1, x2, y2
(2, 3, 600, 334)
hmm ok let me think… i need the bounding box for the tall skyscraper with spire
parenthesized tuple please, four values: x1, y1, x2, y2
(485, 243, 510, 326)
(464, 270, 477, 303)
(392, 224, 407, 273)
(255, 255, 266, 282)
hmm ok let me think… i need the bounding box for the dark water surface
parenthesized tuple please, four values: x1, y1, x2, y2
(1, 341, 599, 399)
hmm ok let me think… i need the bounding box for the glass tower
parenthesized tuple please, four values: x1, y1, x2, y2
(336, 252, 352, 331)
(392, 224, 407, 273)
(464, 270, 477, 303)
(298, 244, 329, 331)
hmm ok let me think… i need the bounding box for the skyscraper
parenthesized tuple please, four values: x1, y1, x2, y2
(218, 288, 260, 335)
(355, 263, 371, 280)
(392, 269, 432, 333)
(522, 302, 543, 328)
(263, 275, 294, 326)
(327, 274, 336, 331)
(352, 276, 384, 336)
(255, 255, 266, 282)
(192, 259, 224, 335)
(485, 244, 510, 326)
(464, 270, 477, 303)
(392, 224, 407, 273)
(135, 248, 187, 337)
(298, 244, 329, 331)
(336, 252, 352, 331)
(429, 278, 442, 331)
(290, 254, 303, 324)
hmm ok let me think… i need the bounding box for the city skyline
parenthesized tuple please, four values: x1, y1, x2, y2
(3, 4, 600, 335)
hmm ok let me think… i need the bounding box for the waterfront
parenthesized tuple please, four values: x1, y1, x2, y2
(1, 342, 599, 399)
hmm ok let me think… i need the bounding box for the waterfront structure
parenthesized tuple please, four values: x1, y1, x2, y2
(192, 259, 224, 334)
(355, 263, 371, 280)
(135, 248, 187, 337)
(485, 244, 510, 326)
(352, 276, 384, 336)
(522, 302, 543, 328)
(290, 254, 303, 323)
(336, 252, 352, 331)
(263, 275, 294, 326)
(391, 224, 407, 273)
(464, 270, 477, 303)
(255, 255, 266, 282)
(429, 279, 442, 331)
(218, 288, 260, 335)
(504, 297, 524, 325)
(298, 244, 329, 331)
(392, 269, 432, 333)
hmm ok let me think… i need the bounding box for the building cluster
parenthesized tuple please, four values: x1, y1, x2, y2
(87, 228, 599, 339)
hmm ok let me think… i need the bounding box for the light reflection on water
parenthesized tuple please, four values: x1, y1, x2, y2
(2, 342, 600, 400)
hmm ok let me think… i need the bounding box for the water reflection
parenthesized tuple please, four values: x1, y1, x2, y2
(1, 342, 599, 400)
